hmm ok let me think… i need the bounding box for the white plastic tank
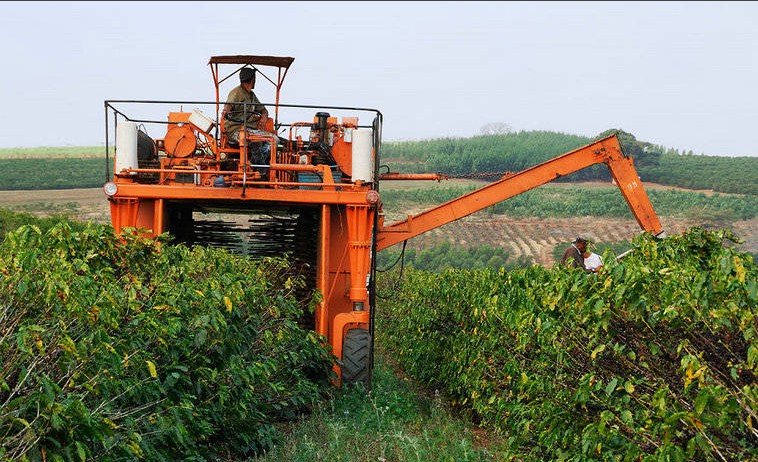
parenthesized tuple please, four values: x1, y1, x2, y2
(115, 121, 138, 175)
(351, 128, 373, 182)
(189, 109, 214, 133)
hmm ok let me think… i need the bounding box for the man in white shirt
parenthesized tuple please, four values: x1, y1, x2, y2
(583, 250, 603, 273)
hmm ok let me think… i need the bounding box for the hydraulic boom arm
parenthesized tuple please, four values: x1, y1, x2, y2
(376, 135, 663, 251)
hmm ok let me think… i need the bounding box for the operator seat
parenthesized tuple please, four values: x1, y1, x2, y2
(219, 113, 275, 148)
(220, 115, 277, 181)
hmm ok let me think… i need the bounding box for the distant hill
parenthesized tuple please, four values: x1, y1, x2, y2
(381, 130, 758, 195)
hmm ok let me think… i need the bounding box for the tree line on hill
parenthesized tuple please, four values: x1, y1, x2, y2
(381, 129, 758, 195)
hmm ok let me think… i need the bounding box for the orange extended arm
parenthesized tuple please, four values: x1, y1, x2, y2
(376, 135, 663, 251)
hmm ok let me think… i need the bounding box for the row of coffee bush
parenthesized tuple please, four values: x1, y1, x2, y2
(0, 223, 335, 461)
(379, 228, 756, 461)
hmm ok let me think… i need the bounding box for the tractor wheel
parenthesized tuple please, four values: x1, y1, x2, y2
(341, 328, 371, 387)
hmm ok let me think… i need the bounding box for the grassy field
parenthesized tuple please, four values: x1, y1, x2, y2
(0, 146, 106, 158)
(255, 353, 498, 462)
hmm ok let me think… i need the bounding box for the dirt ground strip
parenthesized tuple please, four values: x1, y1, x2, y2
(0, 188, 111, 224)
(0, 188, 754, 268)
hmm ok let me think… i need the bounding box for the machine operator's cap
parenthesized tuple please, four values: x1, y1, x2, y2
(239, 67, 256, 82)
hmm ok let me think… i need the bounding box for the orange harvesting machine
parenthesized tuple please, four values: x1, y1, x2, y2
(104, 55, 664, 385)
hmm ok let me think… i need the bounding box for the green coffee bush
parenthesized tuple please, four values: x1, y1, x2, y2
(0, 223, 335, 461)
(379, 228, 757, 461)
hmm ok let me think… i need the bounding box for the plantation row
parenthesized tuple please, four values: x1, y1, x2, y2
(377, 241, 529, 273)
(0, 158, 105, 190)
(381, 130, 758, 195)
(641, 154, 758, 196)
(0, 222, 335, 461)
(377, 229, 757, 460)
(381, 184, 758, 222)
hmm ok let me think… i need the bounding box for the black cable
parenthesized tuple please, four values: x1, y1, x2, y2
(312, 142, 336, 166)
(375, 241, 408, 301)
(376, 240, 406, 272)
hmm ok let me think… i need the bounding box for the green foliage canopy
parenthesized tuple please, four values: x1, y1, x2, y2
(377, 242, 530, 273)
(379, 228, 757, 460)
(0, 223, 335, 461)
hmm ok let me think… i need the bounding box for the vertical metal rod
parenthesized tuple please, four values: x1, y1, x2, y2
(241, 102, 247, 197)
(112, 110, 118, 180)
(275, 66, 281, 126)
(368, 112, 382, 384)
(368, 203, 378, 384)
(104, 104, 110, 182)
(212, 63, 220, 142)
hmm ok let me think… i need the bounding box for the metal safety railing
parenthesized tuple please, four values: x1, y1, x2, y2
(103, 99, 383, 185)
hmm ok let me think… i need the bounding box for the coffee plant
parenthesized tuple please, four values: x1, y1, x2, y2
(0, 208, 87, 240)
(378, 228, 757, 461)
(0, 223, 335, 461)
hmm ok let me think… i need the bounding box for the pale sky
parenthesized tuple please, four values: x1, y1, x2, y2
(1, 1, 757, 157)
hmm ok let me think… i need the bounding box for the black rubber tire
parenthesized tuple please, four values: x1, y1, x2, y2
(341, 328, 372, 387)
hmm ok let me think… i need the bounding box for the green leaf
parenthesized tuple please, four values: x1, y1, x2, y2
(14, 417, 31, 429)
(605, 377, 618, 397)
(694, 390, 710, 416)
(591, 344, 606, 360)
(146, 360, 157, 378)
(195, 329, 207, 348)
(76, 441, 87, 461)
(17, 279, 28, 295)
(649, 343, 660, 356)
(624, 381, 635, 395)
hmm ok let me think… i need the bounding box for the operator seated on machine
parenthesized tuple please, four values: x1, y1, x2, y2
(222, 67, 272, 179)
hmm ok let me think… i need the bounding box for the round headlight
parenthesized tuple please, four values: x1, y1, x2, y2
(103, 182, 118, 197)
(366, 190, 380, 204)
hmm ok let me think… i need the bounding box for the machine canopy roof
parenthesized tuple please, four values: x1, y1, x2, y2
(208, 55, 295, 69)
